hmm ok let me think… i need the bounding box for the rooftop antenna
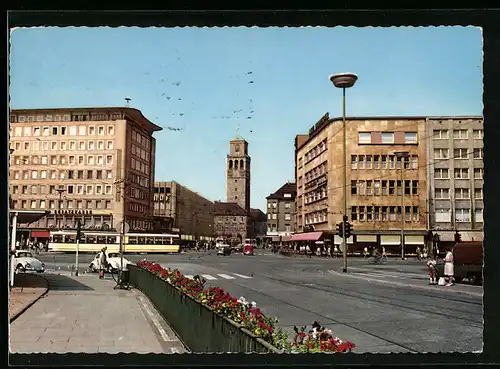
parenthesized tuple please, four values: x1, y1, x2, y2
(125, 98, 131, 107)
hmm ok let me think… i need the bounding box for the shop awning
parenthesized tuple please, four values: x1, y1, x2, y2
(10, 210, 49, 224)
(381, 235, 401, 245)
(31, 230, 50, 238)
(282, 235, 292, 242)
(404, 235, 425, 245)
(291, 231, 323, 242)
(458, 231, 483, 242)
(357, 235, 377, 243)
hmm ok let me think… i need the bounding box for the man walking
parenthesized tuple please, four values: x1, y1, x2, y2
(98, 247, 108, 279)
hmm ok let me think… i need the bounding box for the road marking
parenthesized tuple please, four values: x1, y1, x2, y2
(202, 274, 217, 280)
(233, 273, 252, 279)
(138, 296, 176, 343)
(218, 274, 235, 279)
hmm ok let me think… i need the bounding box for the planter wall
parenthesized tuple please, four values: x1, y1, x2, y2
(129, 265, 282, 353)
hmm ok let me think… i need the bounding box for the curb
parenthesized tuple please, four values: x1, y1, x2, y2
(10, 275, 50, 323)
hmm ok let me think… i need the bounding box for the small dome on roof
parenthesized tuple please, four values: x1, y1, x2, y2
(232, 135, 245, 141)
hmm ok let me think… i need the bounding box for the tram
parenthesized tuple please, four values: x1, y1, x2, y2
(47, 230, 181, 253)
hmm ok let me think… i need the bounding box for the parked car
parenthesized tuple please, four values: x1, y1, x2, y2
(89, 252, 133, 273)
(243, 244, 254, 256)
(13, 251, 45, 273)
(435, 241, 483, 285)
(217, 245, 231, 256)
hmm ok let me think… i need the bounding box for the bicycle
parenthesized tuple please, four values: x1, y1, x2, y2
(368, 255, 388, 264)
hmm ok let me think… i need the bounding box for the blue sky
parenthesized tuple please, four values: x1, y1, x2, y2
(9, 27, 483, 211)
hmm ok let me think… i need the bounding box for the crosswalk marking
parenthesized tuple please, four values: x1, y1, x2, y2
(233, 273, 252, 279)
(218, 274, 235, 279)
(202, 274, 217, 280)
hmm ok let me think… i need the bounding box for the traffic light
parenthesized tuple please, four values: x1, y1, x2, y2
(76, 219, 82, 241)
(454, 231, 462, 243)
(344, 222, 353, 239)
(336, 222, 344, 238)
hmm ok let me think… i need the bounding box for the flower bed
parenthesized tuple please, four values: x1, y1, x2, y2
(136, 260, 355, 353)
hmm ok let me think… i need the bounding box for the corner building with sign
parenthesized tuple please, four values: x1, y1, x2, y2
(294, 113, 430, 255)
(9, 107, 162, 237)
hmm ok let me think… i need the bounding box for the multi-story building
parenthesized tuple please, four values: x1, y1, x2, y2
(213, 202, 248, 243)
(9, 107, 161, 235)
(266, 182, 296, 239)
(249, 208, 267, 245)
(295, 113, 429, 254)
(226, 136, 251, 212)
(425, 116, 484, 244)
(153, 181, 214, 241)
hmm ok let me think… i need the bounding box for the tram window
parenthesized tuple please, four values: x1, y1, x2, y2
(153, 238, 161, 245)
(108, 236, 117, 244)
(129, 237, 137, 245)
(97, 236, 107, 244)
(66, 235, 76, 243)
(87, 236, 96, 244)
(138, 237, 146, 244)
(53, 235, 64, 243)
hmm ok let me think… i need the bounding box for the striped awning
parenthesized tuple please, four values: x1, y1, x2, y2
(291, 232, 323, 242)
(404, 235, 425, 245)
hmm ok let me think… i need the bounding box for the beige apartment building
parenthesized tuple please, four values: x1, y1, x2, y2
(425, 116, 484, 244)
(153, 181, 215, 241)
(295, 113, 428, 254)
(9, 107, 161, 234)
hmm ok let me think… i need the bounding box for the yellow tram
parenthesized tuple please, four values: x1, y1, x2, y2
(47, 230, 181, 253)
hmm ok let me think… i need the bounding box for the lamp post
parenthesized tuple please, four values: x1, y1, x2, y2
(56, 188, 66, 229)
(329, 72, 358, 273)
(394, 151, 410, 260)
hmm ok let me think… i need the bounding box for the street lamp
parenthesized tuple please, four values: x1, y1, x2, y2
(329, 73, 358, 273)
(394, 151, 410, 260)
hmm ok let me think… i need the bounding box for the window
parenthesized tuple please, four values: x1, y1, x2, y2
(350, 155, 357, 169)
(69, 126, 77, 136)
(366, 181, 373, 195)
(381, 155, 387, 169)
(87, 170, 93, 179)
(435, 188, 450, 199)
(366, 155, 373, 169)
(78, 155, 84, 164)
(32, 127, 40, 136)
(473, 148, 483, 159)
(15, 142, 21, 150)
(68, 141, 75, 150)
(86, 200, 93, 209)
(359, 207, 365, 221)
(31, 170, 38, 179)
(106, 155, 113, 164)
(404, 132, 417, 143)
(367, 206, 373, 221)
(358, 132, 371, 144)
(434, 168, 449, 179)
(434, 129, 449, 139)
(40, 170, 47, 179)
(97, 140, 104, 150)
(76, 185, 84, 194)
(474, 188, 483, 199)
(107, 125, 114, 135)
(60, 141, 67, 150)
(67, 185, 74, 194)
(77, 200, 83, 209)
(31, 185, 37, 194)
(358, 155, 365, 169)
(106, 170, 113, 179)
(87, 155, 94, 165)
(473, 129, 484, 139)
(69, 155, 75, 165)
(475, 209, 483, 223)
(374, 181, 380, 195)
(434, 149, 449, 160)
(107, 140, 114, 150)
(98, 126, 105, 135)
(105, 185, 112, 195)
(51, 141, 58, 150)
(24, 126, 31, 136)
(455, 188, 470, 199)
(454, 168, 469, 179)
(32, 156, 39, 165)
(453, 129, 468, 139)
(68, 170, 74, 179)
(40, 200, 46, 209)
(60, 156, 66, 165)
(351, 181, 357, 195)
(59, 170, 65, 179)
(284, 214, 291, 221)
(96, 170, 102, 179)
(455, 208, 471, 223)
(79, 141, 85, 150)
(30, 200, 36, 209)
(105, 200, 111, 209)
(474, 168, 484, 179)
(42, 127, 49, 136)
(373, 155, 380, 169)
(50, 170, 56, 179)
(97, 155, 103, 165)
(78, 126, 86, 135)
(86, 185, 93, 194)
(454, 148, 469, 159)
(77, 170, 84, 179)
(61, 127, 66, 135)
(24, 142, 29, 150)
(52, 127, 58, 135)
(411, 156, 418, 169)
(272, 214, 277, 220)
(381, 132, 394, 144)
(88, 141, 95, 150)
(89, 126, 95, 135)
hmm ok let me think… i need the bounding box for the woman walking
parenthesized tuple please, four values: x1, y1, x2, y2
(98, 246, 108, 279)
(444, 249, 454, 286)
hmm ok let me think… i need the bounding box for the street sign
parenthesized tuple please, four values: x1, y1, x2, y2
(339, 242, 346, 252)
(118, 220, 130, 234)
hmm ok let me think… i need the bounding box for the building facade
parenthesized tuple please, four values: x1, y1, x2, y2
(266, 182, 296, 238)
(153, 181, 215, 241)
(9, 107, 161, 233)
(249, 208, 267, 244)
(425, 116, 484, 243)
(213, 202, 248, 243)
(295, 113, 429, 254)
(226, 136, 251, 212)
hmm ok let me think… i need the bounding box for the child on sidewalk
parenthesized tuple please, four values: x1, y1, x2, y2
(427, 257, 437, 285)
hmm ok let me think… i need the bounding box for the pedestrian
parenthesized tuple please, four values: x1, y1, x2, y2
(444, 249, 454, 286)
(416, 246, 421, 261)
(99, 246, 108, 279)
(427, 257, 437, 285)
(363, 246, 369, 258)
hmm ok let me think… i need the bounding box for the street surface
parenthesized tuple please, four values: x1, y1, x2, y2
(9, 271, 187, 354)
(36, 250, 483, 354)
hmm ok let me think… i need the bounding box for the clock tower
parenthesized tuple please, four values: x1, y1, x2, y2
(226, 137, 251, 212)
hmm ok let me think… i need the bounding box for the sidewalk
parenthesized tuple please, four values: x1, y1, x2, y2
(10, 273, 49, 322)
(9, 272, 187, 354)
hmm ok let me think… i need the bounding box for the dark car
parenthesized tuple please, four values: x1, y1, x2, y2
(435, 241, 483, 285)
(217, 245, 231, 256)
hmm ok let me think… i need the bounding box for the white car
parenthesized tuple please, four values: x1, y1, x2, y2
(13, 251, 45, 273)
(89, 252, 133, 273)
